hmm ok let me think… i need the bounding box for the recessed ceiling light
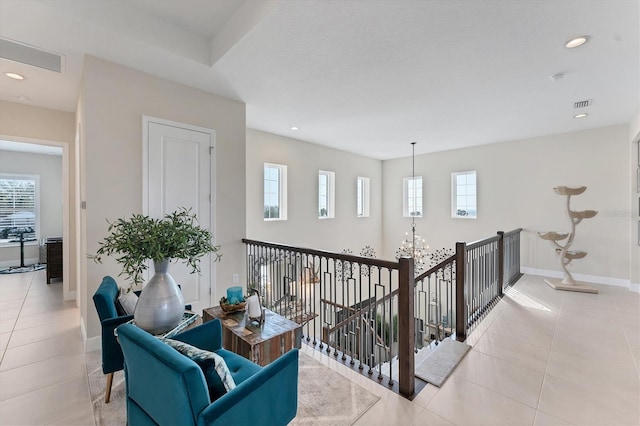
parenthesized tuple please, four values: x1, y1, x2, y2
(574, 112, 588, 119)
(5, 72, 24, 80)
(16, 95, 30, 102)
(290, 126, 299, 131)
(565, 36, 590, 49)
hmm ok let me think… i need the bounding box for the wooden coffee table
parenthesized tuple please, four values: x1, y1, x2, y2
(202, 306, 302, 366)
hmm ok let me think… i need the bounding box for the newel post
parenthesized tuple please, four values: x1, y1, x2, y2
(497, 231, 505, 297)
(455, 242, 467, 342)
(398, 257, 415, 397)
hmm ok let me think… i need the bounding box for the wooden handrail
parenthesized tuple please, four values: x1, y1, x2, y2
(414, 254, 456, 282)
(502, 228, 523, 238)
(242, 238, 399, 269)
(465, 234, 501, 251)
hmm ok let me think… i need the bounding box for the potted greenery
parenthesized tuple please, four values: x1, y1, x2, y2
(92, 207, 221, 334)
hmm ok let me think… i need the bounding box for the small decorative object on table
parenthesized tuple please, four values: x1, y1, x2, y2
(220, 296, 247, 313)
(246, 288, 265, 325)
(226, 286, 243, 304)
(116, 311, 200, 339)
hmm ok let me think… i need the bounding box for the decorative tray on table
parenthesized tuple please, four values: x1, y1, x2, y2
(162, 311, 199, 338)
(116, 311, 199, 339)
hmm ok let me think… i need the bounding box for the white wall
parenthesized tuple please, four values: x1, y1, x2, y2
(79, 56, 246, 342)
(630, 106, 640, 288)
(0, 101, 77, 294)
(0, 150, 63, 264)
(246, 129, 383, 255)
(383, 125, 631, 283)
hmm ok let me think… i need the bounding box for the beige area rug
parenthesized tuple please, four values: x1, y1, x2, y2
(290, 353, 379, 425)
(87, 351, 379, 426)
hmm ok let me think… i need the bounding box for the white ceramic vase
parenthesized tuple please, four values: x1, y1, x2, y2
(134, 259, 184, 334)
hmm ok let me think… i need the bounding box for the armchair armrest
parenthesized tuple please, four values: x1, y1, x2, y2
(100, 314, 133, 374)
(102, 314, 134, 330)
(198, 349, 299, 426)
(172, 318, 223, 352)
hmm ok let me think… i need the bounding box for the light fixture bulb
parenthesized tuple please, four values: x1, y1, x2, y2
(290, 126, 299, 131)
(5, 72, 24, 80)
(574, 112, 588, 119)
(565, 36, 590, 49)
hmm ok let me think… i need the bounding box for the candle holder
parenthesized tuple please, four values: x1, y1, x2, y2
(246, 288, 265, 326)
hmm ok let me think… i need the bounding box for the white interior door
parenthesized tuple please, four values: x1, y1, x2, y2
(144, 117, 214, 313)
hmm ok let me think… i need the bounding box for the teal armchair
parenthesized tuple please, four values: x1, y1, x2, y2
(92, 276, 133, 403)
(117, 319, 299, 426)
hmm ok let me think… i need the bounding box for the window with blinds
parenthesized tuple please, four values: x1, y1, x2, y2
(0, 175, 39, 243)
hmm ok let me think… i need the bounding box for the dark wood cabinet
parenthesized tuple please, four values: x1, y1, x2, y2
(46, 238, 63, 284)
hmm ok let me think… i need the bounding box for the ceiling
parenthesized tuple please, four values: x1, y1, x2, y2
(0, 0, 638, 160)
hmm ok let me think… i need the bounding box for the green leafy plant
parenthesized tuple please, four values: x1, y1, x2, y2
(90, 207, 221, 286)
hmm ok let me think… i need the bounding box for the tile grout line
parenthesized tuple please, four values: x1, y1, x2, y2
(0, 273, 35, 366)
(614, 297, 640, 378)
(531, 286, 563, 425)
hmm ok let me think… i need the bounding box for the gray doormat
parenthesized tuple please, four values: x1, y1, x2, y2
(415, 338, 471, 387)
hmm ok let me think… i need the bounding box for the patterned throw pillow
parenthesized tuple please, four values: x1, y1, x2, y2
(160, 337, 236, 401)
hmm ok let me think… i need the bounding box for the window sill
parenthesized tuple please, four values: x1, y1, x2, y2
(0, 240, 39, 248)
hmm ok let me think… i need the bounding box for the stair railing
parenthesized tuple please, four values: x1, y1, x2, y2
(242, 228, 522, 398)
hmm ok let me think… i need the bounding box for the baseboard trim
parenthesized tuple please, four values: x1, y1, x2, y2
(85, 335, 101, 353)
(63, 290, 76, 302)
(81, 317, 101, 353)
(522, 267, 637, 293)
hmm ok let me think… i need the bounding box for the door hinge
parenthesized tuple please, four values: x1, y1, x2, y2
(209, 146, 214, 155)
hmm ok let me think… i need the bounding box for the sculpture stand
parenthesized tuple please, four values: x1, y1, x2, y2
(543, 278, 598, 294)
(539, 186, 599, 294)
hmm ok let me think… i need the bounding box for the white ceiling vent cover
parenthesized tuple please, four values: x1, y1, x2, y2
(0, 38, 63, 73)
(573, 99, 592, 109)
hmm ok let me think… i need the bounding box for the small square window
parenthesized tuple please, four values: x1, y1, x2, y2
(319, 170, 335, 218)
(264, 163, 287, 220)
(403, 176, 423, 217)
(357, 176, 370, 217)
(452, 171, 477, 218)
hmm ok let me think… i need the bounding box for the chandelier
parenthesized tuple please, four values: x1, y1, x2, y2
(395, 142, 429, 275)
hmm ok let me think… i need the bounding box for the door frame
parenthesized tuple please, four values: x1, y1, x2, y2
(141, 116, 217, 306)
(0, 134, 72, 301)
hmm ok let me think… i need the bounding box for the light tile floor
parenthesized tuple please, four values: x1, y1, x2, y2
(0, 271, 638, 425)
(0, 269, 94, 425)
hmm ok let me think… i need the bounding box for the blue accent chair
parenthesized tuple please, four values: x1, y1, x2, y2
(117, 320, 299, 426)
(92, 276, 134, 403)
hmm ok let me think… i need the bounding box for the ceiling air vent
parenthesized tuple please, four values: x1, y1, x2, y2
(573, 99, 592, 109)
(0, 38, 63, 73)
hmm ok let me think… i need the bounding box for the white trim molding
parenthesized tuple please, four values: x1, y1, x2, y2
(521, 267, 637, 293)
